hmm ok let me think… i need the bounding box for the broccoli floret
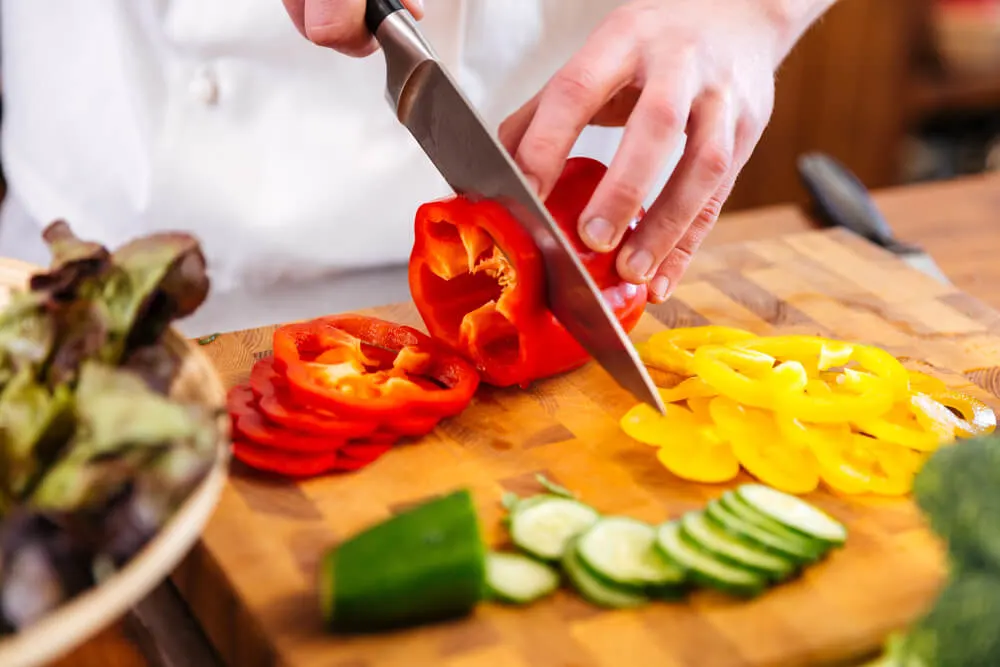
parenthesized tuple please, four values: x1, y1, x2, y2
(873, 434, 1000, 666)
(894, 572, 1000, 666)
(911, 435, 1000, 570)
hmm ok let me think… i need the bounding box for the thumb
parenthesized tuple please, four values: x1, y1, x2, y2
(283, 0, 425, 58)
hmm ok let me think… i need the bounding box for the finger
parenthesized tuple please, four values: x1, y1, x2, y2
(498, 92, 541, 159)
(647, 173, 736, 302)
(616, 87, 736, 286)
(577, 70, 696, 255)
(295, 0, 424, 57)
(282, 0, 308, 37)
(646, 112, 762, 302)
(511, 15, 638, 198)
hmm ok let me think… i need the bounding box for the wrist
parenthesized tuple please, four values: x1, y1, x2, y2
(756, 0, 838, 65)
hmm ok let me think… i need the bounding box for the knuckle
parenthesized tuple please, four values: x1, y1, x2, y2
(698, 144, 732, 181)
(698, 196, 726, 226)
(605, 177, 648, 210)
(644, 98, 684, 135)
(549, 66, 599, 108)
(606, 5, 641, 34)
(517, 132, 562, 169)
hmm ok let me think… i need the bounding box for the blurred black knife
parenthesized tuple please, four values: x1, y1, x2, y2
(364, 0, 665, 413)
(796, 152, 952, 286)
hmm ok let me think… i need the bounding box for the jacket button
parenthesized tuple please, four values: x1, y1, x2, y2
(189, 67, 220, 106)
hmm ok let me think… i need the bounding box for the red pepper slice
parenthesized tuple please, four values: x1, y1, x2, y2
(272, 314, 480, 421)
(408, 156, 648, 387)
(249, 356, 438, 438)
(232, 440, 343, 477)
(228, 385, 346, 453)
(340, 442, 394, 465)
(249, 357, 379, 438)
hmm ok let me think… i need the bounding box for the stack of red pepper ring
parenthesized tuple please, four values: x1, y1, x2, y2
(620, 326, 997, 496)
(408, 156, 648, 388)
(226, 315, 480, 477)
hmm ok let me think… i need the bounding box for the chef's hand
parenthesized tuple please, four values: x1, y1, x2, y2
(281, 0, 424, 57)
(500, 0, 834, 303)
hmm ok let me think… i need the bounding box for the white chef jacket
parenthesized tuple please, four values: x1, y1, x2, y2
(0, 0, 680, 335)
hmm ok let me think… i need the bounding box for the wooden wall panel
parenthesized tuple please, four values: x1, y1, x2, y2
(726, 0, 917, 212)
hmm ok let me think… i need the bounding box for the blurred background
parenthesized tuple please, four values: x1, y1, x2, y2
(0, 0, 998, 214)
(721, 0, 1000, 212)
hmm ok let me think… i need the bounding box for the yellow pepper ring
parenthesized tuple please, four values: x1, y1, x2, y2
(930, 390, 997, 437)
(649, 325, 757, 349)
(692, 345, 781, 409)
(658, 377, 719, 404)
(642, 326, 757, 376)
(637, 340, 696, 375)
(734, 336, 910, 400)
(907, 370, 948, 395)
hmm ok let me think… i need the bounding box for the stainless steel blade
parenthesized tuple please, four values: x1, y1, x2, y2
(900, 252, 953, 286)
(373, 10, 665, 413)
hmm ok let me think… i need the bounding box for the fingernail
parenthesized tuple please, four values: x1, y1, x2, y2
(582, 217, 616, 249)
(407, 0, 424, 15)
(625, 249, 655, 279)
(650, 275, 670, 301)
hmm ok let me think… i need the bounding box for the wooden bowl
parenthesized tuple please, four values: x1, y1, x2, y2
(0, 259, 231, 667)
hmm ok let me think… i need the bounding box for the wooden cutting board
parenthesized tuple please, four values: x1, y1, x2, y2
(173, 228, 1000, 667)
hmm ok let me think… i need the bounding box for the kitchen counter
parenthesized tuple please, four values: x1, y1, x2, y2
(52, 171, 1000, 667)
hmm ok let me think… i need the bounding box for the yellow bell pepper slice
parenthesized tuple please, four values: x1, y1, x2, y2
(643, 326, 756, 375)
(686, 396, 714, 423)
(853, 395, 945, 452)
(658, 377, 718, 404)
(691, 345, 801, 409)
(655, 423, 741, 484)
(907, 370, 948, 395)
(845, 434, 918, 497)
(777, 416, 872, 495)
(929, 390, 997, 437)
(709, 396, 820, 494)
(651, 325, 757, 349)
(620, 403, 700, 447)
(732, 335, 854, 375)
(620, 399, 739, 483)
(637, 340, 694, 376)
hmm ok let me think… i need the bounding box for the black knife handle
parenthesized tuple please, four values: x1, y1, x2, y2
(365, 0, 405, 36)
(796, 152, 918, 254)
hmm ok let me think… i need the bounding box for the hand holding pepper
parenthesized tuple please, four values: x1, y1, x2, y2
(498, 0, 837, 302)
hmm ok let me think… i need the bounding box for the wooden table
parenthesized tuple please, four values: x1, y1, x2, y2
(53, 171, 1000, 667)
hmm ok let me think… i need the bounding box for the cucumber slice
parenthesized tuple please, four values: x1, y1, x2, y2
(735, 484, 847, 546)
(510, 496, 600, 560)
(655, 521, 767, 598)
(561, 537, 649, 609)
(705, 500, 816, 564)
(485, 551, 560, 604)
(501, 493, 562, 526)
(576, 517, 686, 587)
(679, 511, 796, 581)
(719, 492, 827, 559)
(319, 490, 486, 632)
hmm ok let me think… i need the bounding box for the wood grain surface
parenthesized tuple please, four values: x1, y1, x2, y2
(171, 227, 1000, 667)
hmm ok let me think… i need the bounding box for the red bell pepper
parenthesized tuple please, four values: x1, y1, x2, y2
(408, 156, 648, 388)
(249, 356, 438, 438)
(227, 384, 399, 477)
(249, 358, 379, 438)
(271, 314, 480, 421)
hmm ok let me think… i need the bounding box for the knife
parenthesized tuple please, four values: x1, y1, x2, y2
(796, 152, 953, 286)
(364, 0, 666, 414)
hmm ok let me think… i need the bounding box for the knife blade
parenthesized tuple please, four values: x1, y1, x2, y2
(796, 152, 953, 286)
(365, 0, 665, 414)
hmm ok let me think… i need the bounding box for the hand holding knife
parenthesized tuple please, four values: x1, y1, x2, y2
(364, 0, 666, 414)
